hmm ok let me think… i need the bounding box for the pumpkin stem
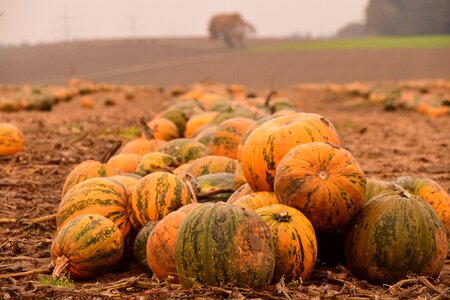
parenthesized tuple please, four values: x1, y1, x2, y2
(140, 117, 155, 139)
(100, 140, 122, 163)
(264, 90, 277, 108)
(185, 179, 198, 203)
(194, 99, 206, 111)
(317, 170, 329, 181)
(275, 210, 291, 222)
(51, 255, 70, 279)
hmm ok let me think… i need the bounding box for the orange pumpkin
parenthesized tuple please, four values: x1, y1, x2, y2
(208, 117, 256, 159)
(241, 113, 340, 192)
(147, 118, 179, 141)
(159, 138, 208, 164)
(255, 204, 317, 282)
(107, 153, 142, 173)
(57, 177, 131, 237)
(232, 191, 279, 211)
(184, 112, 219, 138)
(146, 203, 200, 282)
(187, 155, 238, 177)
(274, 142, 366, 232)
(227, 183, 253, 204)
(61, 141, 122, 196)
(130, 172, 193, 230)
(0, 123, 24, 156)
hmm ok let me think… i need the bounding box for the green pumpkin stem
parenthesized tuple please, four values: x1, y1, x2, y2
(140, 117, 155, 139)
(264, 90, 277, 108)
(100, 140, 122, 163)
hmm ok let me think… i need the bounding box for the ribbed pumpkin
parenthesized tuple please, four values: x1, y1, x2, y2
(232, 191, 279, 211)
(187, 155, 238, 177)
(146, 203, 200, 282)
(147, 118, 179, 141)
(241, 113, 340, 192)
(107, 153, 142, 173)
(61, 141, 122, 197)
(0, 122, 24, 156)
(344, 191, 448, 283)
(159, 138, 208, 164)
(135, 152, 179, 176)
(51, 214, 124, 280)
(395, 176, 450, 239)
(130, 172, 193, 231)
(255, 204, 317, 282)
(227, 183, 253, 204)
(194, 173, 243, 203)
(208, 118, 256, 159)
(174, 202, 275, 289)
(365, 178, 404, 203)
(133, 221, 159, 273)
(184, 111, 219, 138)
(274, 142, 365, 232)
(57, 177, 131, 237)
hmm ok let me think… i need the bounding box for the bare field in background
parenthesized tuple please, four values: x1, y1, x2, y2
(1, 38, 449, 88)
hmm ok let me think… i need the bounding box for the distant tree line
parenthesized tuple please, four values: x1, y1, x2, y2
(337, 0, 450, 38)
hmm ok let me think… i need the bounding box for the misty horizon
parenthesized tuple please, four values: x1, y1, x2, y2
(0, 0, 368, 46)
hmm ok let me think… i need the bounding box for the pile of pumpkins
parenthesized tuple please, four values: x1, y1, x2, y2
(50, 82, 449, 289)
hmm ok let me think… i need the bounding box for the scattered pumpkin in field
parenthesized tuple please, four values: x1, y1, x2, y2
(146, 118, 179, 141)
(187, 155, 237, 177)
(120, 118, 166, 156)
(107, 153, 142, 173)
(345, 190, 448, 284)
(159, 138, 208, 164)
(0, 122, 24, 156)
(80, 96, 94, 108)
(232, 191, 279, 211)
(51, 214, 124, 280)
(135, 152, 179, 176)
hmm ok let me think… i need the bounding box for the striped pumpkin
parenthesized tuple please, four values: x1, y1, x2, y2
(274, 142, 365, 232)
(187, 155, 238, 177)
(232, 191, 279, 211)
(120, 138, 166, 156)
(194, 173, 243, 203)
(108, 174, 141, 191)
(107, 153, 142, 173)
(61, 142, 122, 196)
(130, 172, 193, 230)
(192, 124, 220, 146)
(395, 176, 450, 240)
(51, 214, 124, 280)
(133, 221, 159, 273)
(57, 177, 131, 237)
(344, 191, 448, 283)
(135, 152, 179, 176)
(255, 204, 317, 282)
(241, 113, 340, 191)
(174, 202, 275, 289)
(146, 203, 200, 282)
(0, 123, 24, 156)
(208, 117, 256, 159)
(365, 177, 404, 203)
(159, 138, 208, 164)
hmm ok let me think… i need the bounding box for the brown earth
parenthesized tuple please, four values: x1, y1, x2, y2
(0, 82, 449, 299)
(0, 39, 449, 299)
(1, 38, 450, 88)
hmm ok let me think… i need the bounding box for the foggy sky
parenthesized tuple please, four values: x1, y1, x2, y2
(0, 0, 369, 45)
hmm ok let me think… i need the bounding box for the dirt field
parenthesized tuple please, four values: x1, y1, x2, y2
(0, 81, 449, 299)
(1, 38, 450, 88)
(0, 38, 449, 299)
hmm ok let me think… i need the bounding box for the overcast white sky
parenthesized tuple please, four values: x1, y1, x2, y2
(0, 0, 369, 45)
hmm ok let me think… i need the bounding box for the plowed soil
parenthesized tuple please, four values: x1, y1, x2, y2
(1, 83, 449, 299)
